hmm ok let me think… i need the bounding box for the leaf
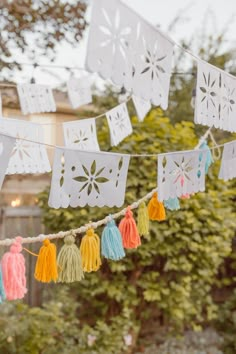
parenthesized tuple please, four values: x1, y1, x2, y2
(200, 87, 207, 93)
(95, 177, 109, 183)
(141, 67, 150, 75)
(87, 183, 92, 196)
(82, 164, 89, 176)
(60, 176, 64, 187)
(73, 176, 88, 183)
(90, 160, 96, 175)
(95, 166, 105, 177)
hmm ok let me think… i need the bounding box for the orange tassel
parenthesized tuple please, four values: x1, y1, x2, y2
(34, 239, 58, 283)
(119, 206, 141, 249)
(148, 192, 166, 221)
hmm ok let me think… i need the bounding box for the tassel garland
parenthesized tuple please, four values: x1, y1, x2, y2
(0, 265, 6, 303)
(80, 228, 101, 272)
(102, 219, 125, 260)
(34, 239, 58, 283)
(1, 236, 27, 300)
(164, 197, 180, 211)
(119, 206, 141, 249)
(148, 192, 166, 221)
(137, 202, 149, 237)
(200, 140, 214, 174)
(57, 234, 84, 283)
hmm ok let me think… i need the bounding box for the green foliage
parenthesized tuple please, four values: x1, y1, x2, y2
(217, 289, 236, 354)
(0, 287, 135, 354)
(38, 108, 236, 344)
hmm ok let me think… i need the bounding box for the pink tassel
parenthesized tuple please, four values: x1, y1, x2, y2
(1, 236, 27, 300)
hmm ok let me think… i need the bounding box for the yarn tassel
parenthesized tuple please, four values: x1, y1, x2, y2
(57, 234, 84, 283)
(1, 236, 27, 300)
(0, 265, 6, 303)
(119, 206, 141, 249)
(164, 197, 180, 211)
(200, 140, 214, 174)
(80, 228, 101, 272)
(102, 218, 125, 260)
(34, 239, 58, 283)
(137, 202, 149, 237)
(148, 192, 166, 221)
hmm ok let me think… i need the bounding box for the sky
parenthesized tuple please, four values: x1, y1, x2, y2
(15, 0, 236, 86)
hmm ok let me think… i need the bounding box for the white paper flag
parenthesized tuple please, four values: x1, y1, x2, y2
(106, 103, 133, 146)
(158, 149, 207, 201)
(0, 135, 16, 189)
(195, 60, 236, 132)
(49, 149, 130, 208)
(86, 0, 174, 108)
(219, 140, 236, 181)
(67, 76, 92, 109)
(17, 84, 56, 115)
(0, 118, 51, 174)
(132, 95, 151, 122)
(63, 118, 100, 151)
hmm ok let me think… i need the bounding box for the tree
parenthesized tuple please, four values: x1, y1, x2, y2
(0, 0, 87, 77)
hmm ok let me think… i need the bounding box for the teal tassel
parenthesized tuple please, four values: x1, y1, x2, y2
(164, 197, 180, 211)
(200, 140, 214, 174)
(0, 265, 6, 303)
(102, 219, 125, 261)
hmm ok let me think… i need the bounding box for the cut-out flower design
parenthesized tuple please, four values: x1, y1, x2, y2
(72, 129, 89, 149)
(73, 160, 109, 196)
(170, 157, 193, 187)
(99, 8, 131, 58)
(141, 41, 166, 80)
(112, 110, 127, 131)
(11, 134, 32, 160)
(200, 72, 217, 109)
(222, 85, 235, 115)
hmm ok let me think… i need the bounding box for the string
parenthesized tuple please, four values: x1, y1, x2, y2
(0, 128, 221, 158)
(0, 128, 227, 247)
(0, 188, 157, 246)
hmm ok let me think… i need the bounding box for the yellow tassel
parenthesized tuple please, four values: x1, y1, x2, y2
(148, 192, 166, 221)
(34, 239, 58, 283)
(80, 228, 101, 272)
(137, 202, 149, 237)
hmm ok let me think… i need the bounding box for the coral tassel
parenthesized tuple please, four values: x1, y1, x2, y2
(102, 218, 125, 260)
(119, 206, 141, 249)
(0, 265, 6, 303)
(148, 192, 166, 221)
(34, 239, 58, 283)
(80, 228, 101, 272)
(137, 202, 149, 237)
(1, 236, 27, 300)
(57, 234, 84, 283)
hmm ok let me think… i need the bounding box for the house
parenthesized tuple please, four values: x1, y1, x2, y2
(0, 87, 98, 239)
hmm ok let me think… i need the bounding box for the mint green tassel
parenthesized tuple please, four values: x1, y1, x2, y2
(102, 219, 125, 261)
(200, 140, 214, 174)
(164, 197, 180, 211)
(0, 265, 6, 303)
(57, 234, 84, 283)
